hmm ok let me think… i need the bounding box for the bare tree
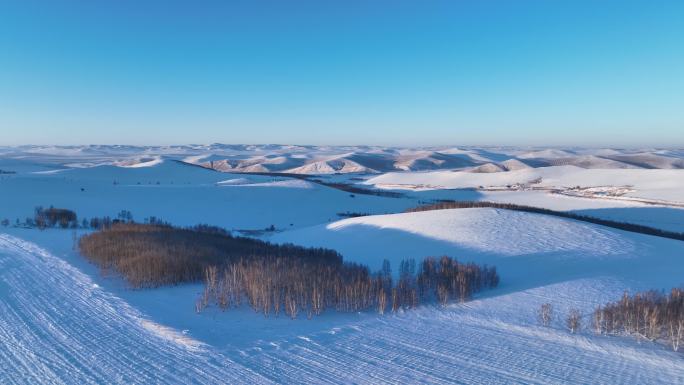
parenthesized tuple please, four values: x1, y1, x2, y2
(666, 289, 684, 352)
(538, 303, 553, 327)
(592, 306, 605, 335)
(377, 288, 387, 315)
(567, 309, 581, 334)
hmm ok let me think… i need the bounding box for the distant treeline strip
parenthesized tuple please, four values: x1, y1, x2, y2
(406, 201, 684, 241)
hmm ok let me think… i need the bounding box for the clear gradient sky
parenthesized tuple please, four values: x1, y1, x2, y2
(1, 0, 682, 146)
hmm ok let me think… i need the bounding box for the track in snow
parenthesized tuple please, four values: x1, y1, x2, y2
(235, 280, 684, 385)
(0, 234, 271, 385)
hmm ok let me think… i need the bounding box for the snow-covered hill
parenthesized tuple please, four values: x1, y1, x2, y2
(2, 145, 682, 175)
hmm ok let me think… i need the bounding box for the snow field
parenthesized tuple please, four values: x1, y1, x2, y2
(366, 165, 684, 203)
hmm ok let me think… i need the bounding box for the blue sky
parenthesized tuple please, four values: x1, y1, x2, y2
(1, 0, 682, 146)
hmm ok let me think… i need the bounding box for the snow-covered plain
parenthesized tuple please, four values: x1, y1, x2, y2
(1, 147, 683, 384)
(0, 161, 411, 231)
(366, 165, 684, 204)
(363, 164, 684, 232)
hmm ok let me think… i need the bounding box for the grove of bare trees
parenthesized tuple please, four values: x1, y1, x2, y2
(78, 223, 500, 318)
(593, 289, 684, 351)
(79, 223, 343, 288)
(198, 255, 499, 318)
(34, 206, 78, 229)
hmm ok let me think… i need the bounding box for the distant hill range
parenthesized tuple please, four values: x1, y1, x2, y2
(1, 144, 683, 175)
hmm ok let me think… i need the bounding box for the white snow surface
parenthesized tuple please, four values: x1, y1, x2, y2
(0, 233, 271, 385)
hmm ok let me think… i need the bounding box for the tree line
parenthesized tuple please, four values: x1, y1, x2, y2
(407, 201, 684, 241)
(1, 206, 166, 230)
(593, 289, 684, 351)
(336, 211, 371, 218)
